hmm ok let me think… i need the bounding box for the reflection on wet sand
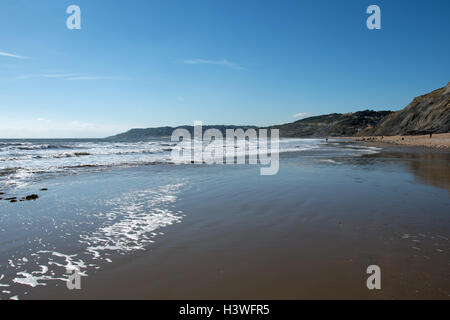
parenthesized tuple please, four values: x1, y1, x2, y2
(368, 149, 450, 193)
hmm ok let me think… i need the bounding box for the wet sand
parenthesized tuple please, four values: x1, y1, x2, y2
(6, 144, 446, 300)
(344, 133, 450, 150)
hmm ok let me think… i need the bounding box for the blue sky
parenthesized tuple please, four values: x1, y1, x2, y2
(0, 0, 449, 138)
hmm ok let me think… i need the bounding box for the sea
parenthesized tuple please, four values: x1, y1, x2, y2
(1, 138, 449, 300)
(0, 138, 380, 190)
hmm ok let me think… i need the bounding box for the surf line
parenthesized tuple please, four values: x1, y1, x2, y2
(170, 121, 280, 175)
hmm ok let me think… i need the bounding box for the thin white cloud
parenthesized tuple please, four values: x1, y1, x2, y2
(43, 73, 81, 78)
(65, 76, 102, 81)
(14, 73, 80, 80)
(293, 112, 312, 119)
(36, 117, 52, 123)
(15, 74, 34, 80)
(69, 121, 97, 130)
(184, 59, 245, 70)
(65, 76, 129, 81)
(13, 73, 128, 81)
(0, 51, 27, 59)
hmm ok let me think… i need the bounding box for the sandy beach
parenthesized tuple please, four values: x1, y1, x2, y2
(345, 133, 450, 150)
(1, 139, 449, 300)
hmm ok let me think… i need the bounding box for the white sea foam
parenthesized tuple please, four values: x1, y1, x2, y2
(11, 251, 87, 289)
(13, 272, 47, 288)
(0, 274, 8, 287)
(0, 182, 186, 299)
(42, 251, 87, 274)
(319, 159, 339, 164)
(0, 138, 378, 188)
(80, 183, 185, 259)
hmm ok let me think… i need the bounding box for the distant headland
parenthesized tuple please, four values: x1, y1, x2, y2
(108, 82, 450, 141)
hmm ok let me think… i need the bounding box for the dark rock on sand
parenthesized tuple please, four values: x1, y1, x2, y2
(5, 197, 17, 201)
(40, 188, 48, 191)
(25, 194, 39, 201)
(10, 199, 17, 203)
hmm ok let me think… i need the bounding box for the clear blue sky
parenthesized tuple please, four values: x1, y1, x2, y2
(1, 0, 449, 138)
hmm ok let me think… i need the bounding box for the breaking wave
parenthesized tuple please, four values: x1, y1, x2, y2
(0, 138, 379, 189)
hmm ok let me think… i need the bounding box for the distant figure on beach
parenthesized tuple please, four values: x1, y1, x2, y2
(430, 133, 433, 139)
(325, 137, 328, 142)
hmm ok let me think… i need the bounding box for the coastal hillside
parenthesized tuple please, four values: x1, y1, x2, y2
(108, 83, 449, 140)
(271, 83, 449, 137)
(268, 110, 392, 137)
(108, 125, 258, 141)
(109, 111, 392, 140)
(366, 82, 450, 136)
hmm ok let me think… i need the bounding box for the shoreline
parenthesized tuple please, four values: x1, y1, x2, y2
(1, 139, 449, 300)
(337, 133, 450, 150)
(20, 150, 450, 299)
